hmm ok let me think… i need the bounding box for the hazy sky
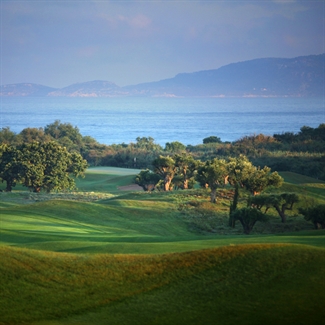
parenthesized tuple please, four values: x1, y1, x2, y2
(1, 0, 324, 88)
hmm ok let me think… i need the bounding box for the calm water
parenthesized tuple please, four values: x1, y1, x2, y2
(0, 97, 324, 146)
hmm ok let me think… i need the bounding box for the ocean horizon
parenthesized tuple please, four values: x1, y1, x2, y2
(1, 96, 324, 146)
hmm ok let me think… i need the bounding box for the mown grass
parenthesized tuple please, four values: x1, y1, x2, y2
(0, 244, 324, 325)
(0, 167, 325, 324)
(74, 166, 141, 194)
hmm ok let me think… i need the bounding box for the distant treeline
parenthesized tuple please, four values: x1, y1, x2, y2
(1, 121, 324, 180)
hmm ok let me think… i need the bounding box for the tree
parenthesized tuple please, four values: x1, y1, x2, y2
(20, 141, 87, 192)
(152, 156, 176, 191)
(165, 141, 186, 153)
(227, 155, 256, 226)
(230, 207, 268, 234)
(249, 193, 299, 223)
(19, 127, 52, 144)
(299, 205, 325, 229)
(248, 194, 273, 213)
(269, 193, 299, 223)
(244, 166, 283, 196)
(0, 144, 22, 192)
(44, 120, 83, 152)
(196, 158, 228, 203)
(0, 127, 17, 145)
(134, 137, 162, 151)
(174, 153, 198, 189)
(203, 136, 221, 144)
(135, 169, 160, 191)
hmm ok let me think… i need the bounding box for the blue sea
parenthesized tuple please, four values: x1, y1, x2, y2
(0, 97, 324, 146)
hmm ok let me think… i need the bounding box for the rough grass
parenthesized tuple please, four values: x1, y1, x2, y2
(0, 244, 324, 325)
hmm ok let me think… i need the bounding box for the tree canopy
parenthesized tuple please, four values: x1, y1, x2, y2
(196, 158, 228, 203)
(152, 156, 177, 191)
(0, 142, 87, 192)
(299, 204, 325, 229)
(231, 207, 268, 234)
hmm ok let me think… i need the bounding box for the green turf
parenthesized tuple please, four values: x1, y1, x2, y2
(74, 166, 141, 194)
(1, 167, 325, 324)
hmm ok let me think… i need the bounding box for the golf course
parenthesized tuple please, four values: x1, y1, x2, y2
(1, 167, 324, 325)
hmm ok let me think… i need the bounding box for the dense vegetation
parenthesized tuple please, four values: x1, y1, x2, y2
(1, 121, 324, 180)
(0, 141, 87, 192)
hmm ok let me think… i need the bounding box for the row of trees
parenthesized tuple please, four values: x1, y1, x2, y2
(1, 122, 324, 180)
(0, 142, 87, 192)
(136, 154, 283, 198)
(134, 154, 305, 234)
(135, 154, 325, 234)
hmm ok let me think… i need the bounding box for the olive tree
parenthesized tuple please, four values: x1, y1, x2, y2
(165, 141, 186, 153)
(243, 166, 283, 196)
(299, 204, 325, 229)
(0, 144, 22, 192)
(227, 155, 283, 226)
(227, 155, 256, 226)
(203, 136, 221, 144)
(174, 153, 198, 190)
(20, 141, 87, 193)
(249, 193, 299, 223)
(196, 158, 228, 203)
(152, 156, 176, 191)
(135, 169, 160, 191)
(230, 207, 269, 234)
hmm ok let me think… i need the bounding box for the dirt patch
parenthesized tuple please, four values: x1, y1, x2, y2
(117, 184, 143, 191)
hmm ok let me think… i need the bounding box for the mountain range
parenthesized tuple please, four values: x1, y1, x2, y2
(1, 53, 324, 97)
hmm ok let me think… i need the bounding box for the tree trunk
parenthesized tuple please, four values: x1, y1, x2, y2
(239, 219, 254, 235)
(210, 189, 217, 203)
(5, 180, 13, 192)
(146, 184, 155, 191)
(164, 176, 172, 191)
(243, 224, 252, 235)
(274, 205, 286, 223)
(183, 179, 188, 190)
(229, 184, 239, 227)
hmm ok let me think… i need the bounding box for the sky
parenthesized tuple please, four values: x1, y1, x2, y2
(1, 0, 324, 88)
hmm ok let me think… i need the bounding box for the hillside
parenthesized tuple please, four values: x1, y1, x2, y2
(1, 244, 324, 325)
(1, 167, 325, 324)
(125, 53, 325, 97)
(47, 80, 127, 97)
(1, 53, 324, 97)
(0, 83, 57, 97)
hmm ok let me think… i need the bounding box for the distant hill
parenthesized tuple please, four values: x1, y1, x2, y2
(125, 53, 325, 97)
(0, 83, 57, 97)
(1, 54, 324, 97)
(47, 80, 126, 97)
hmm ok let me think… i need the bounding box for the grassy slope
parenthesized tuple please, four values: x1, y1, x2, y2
(0, 244, 324, 325)
(1, 192, 325, 254)
(1, 167, 325, 324)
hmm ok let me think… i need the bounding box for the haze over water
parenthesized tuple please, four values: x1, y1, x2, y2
(1, 97, 324, 146)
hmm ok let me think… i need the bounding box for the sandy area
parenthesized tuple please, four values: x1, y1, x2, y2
(117, 184, 143, 191)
